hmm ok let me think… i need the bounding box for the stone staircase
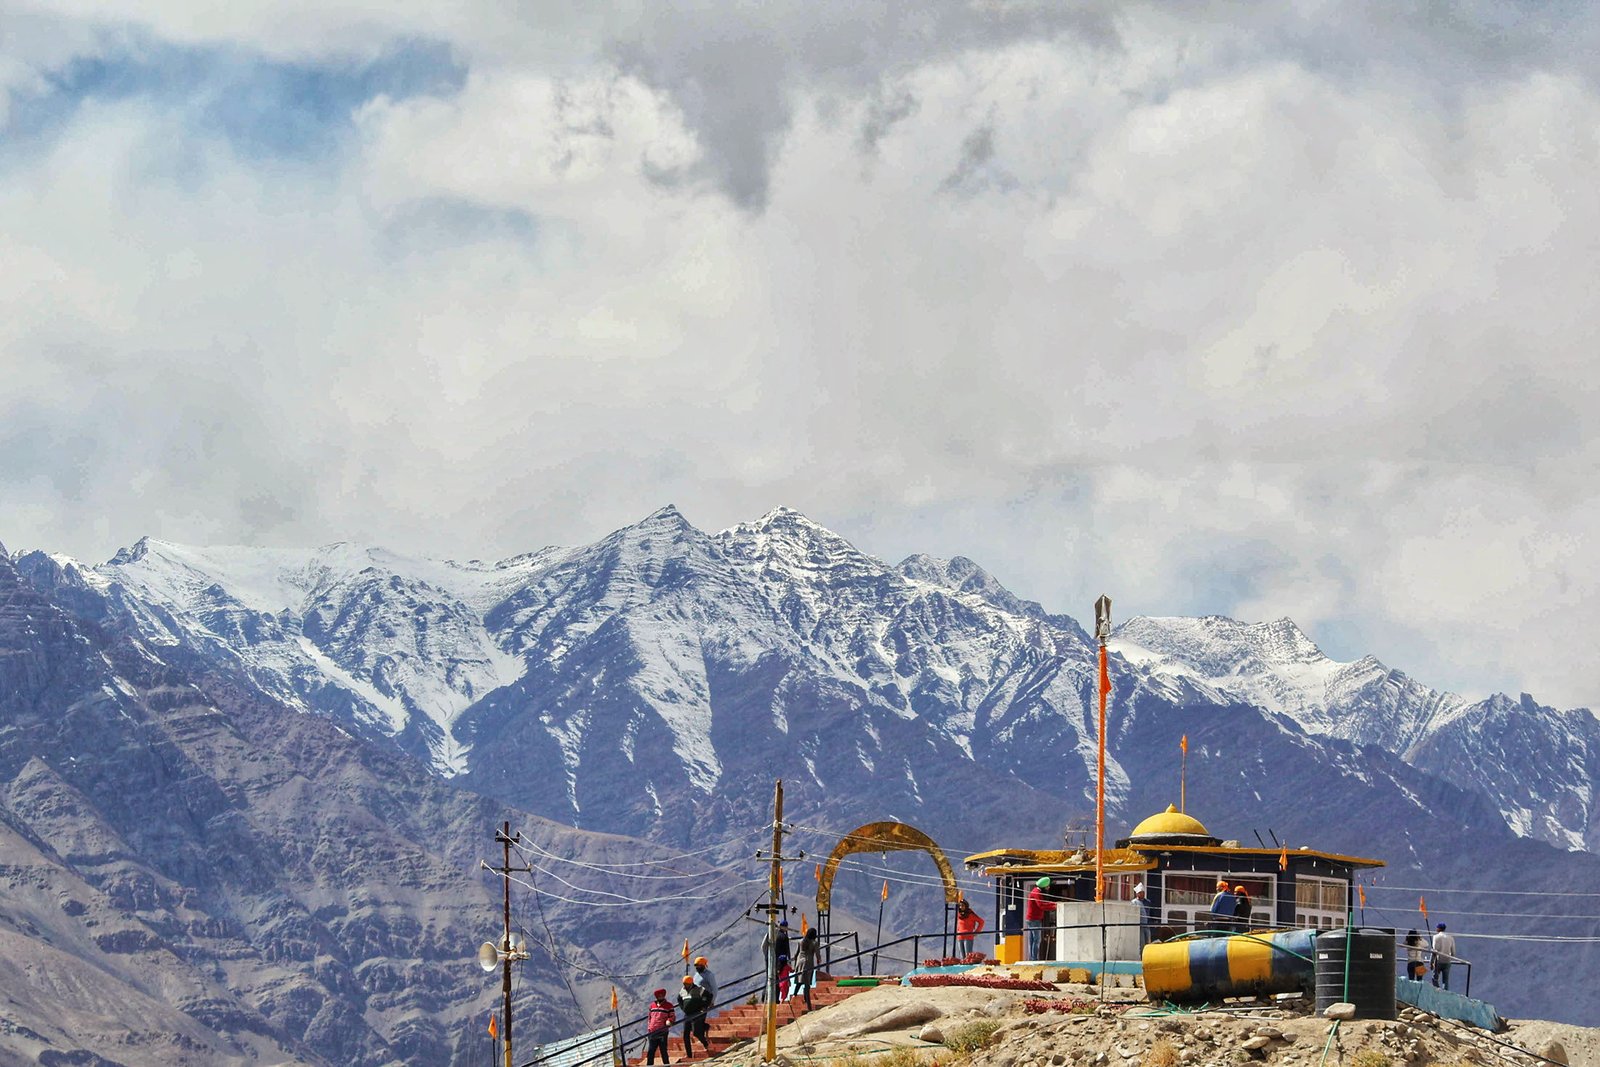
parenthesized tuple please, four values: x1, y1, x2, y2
(628, 978, 882, 1064)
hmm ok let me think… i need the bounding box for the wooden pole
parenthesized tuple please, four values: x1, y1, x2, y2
(498, 822, 517, 1067)
(487, 822, 529, 1067)
(764, 781, 784, 1064)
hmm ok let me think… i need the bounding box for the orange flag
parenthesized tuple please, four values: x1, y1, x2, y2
(881, 880, 889, 901)
(800, 913, 809, 935)
(1358, 885, 1367, 908)
(1180, 734, 1188, 754)
(682, 939, 690, 963)
(1279, 846, 1288, 872)
(488, 1013, 498, 1038)
(1420, 896, 1429, 921)
(610, 987, 618, 1013)
(815, 864, 822, 884)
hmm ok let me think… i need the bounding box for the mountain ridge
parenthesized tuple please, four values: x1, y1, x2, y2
(8, 506, 1600, 1036)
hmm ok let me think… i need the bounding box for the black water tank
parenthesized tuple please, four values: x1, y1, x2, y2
(1314, 927, 1396, 1020)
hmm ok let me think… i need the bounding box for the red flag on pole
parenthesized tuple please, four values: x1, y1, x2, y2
(488, 1013, 498, 1038)
(1358, 885, 1367, 908)
(881, 880, 889, 901)
(1180, 734, 1188, 754)
(610, 987, 618, 1012)
(682, 939, 690, 963)
(1420, 896, 1429, 921)
(800, 913, 809, 935)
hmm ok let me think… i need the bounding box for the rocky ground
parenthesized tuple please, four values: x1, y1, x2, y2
(709, 978, 1598, 1067)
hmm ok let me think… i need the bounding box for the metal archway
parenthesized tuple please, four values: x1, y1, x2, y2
(815, 821, 960, 967)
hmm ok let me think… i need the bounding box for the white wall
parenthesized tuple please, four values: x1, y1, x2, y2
(1052, 901, 1141, 962)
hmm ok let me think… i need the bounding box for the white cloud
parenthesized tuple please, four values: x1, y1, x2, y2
(1, 3, 1598, 709)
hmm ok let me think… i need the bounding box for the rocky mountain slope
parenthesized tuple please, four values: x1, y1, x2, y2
(0, 543, 776, 1067)
(6, 507, 1600, 1043)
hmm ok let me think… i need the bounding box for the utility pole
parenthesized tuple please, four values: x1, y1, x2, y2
(482, 822, 531, 1067)
(763, 780, 784, 1064)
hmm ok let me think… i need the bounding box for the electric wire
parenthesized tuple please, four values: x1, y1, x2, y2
(507, 823, 767, 875)
(501, 869, 767, 908)
(511, 845, 760, 905)
(515, 833, 759, 880)
(522, 860, 591, 1026)
(1364, 883, 1600, 898)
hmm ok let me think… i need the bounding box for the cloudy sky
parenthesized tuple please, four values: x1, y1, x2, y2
(2, 2, 1597, 709)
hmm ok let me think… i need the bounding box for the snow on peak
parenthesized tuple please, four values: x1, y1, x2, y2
(1111, 614, 1341, 720)
(715, 507, 891, 588)
(94, 537, 530, 776)
(897, 554, 1045, 619)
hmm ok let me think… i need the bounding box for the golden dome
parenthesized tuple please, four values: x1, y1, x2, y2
(1129, 804, 1211, 841)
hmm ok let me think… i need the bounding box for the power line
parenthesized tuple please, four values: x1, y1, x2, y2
(515, 834, 758, 881)
(509, 843, 756, 905)
(501, 869, 766, 908)
(1364, 883, 1600, 899)
(508, 824, 767, 875)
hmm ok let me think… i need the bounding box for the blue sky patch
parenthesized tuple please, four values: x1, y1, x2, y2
(3, 36, 466, 162)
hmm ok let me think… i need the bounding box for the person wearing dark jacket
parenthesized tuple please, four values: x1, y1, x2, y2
(795, 928, 820, 1010)
(676, 976, 711, 1058)
(1232, 886, 1253, 930)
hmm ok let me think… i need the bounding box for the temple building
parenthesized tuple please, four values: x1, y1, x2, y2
(964, 805, 1385, 964)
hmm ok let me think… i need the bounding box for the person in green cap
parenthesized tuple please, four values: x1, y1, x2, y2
(1024, 877, 1057, 960)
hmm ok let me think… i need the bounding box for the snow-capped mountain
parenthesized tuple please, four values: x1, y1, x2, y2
(1112, 614, 1600, 851)
(27, 506, 1599, 855)
(9, 506, 1600, 1033)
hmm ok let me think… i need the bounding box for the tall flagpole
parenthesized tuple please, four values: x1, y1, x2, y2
(1092, 595, 1112, 905)
(1180, 734, 1188, 813)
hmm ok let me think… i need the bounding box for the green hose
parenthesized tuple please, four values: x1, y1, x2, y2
(1319, 1020, 1341, 1066)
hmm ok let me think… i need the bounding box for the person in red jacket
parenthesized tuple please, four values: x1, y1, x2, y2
(955, 899, 986, 959)
(1025, 878, 1057, 960)
(645, 988, 675, 1065)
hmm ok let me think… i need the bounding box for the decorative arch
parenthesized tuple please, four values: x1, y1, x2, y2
(815, 821, 960, 966)
(816, 821, 959, 911)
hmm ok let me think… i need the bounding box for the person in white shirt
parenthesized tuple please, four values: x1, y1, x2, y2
(1431, 923, 1458, 990)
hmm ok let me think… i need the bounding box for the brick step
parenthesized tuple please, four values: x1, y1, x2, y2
(628, 976, 881, 1063)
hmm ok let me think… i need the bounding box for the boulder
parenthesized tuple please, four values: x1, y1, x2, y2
(1537, 1039, 1569, 1065)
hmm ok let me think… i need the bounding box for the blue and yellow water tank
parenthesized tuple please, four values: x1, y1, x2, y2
(1143, 929, 1317, 1002)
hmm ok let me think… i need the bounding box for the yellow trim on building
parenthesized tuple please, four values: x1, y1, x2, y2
(964, 843, 1383, 873)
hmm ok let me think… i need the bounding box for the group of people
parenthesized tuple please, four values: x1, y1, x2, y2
(1207, 879, 1255, 930)
(647, 921, 827, 1065)
(643, 955, 717, 1065)
(1404, 923, 1461, 990)
(762, 918, 822, 1008)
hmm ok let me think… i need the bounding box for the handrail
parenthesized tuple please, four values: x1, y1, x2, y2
(524, 921, 1465, 1067)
